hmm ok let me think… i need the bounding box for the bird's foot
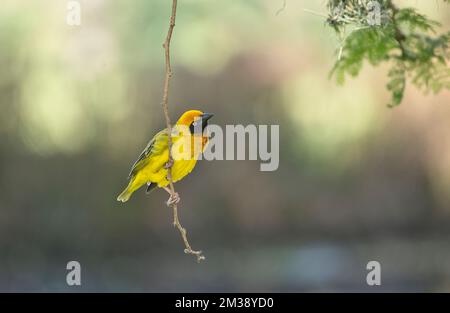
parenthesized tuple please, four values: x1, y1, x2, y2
(166, 192, 180, 206)
(164, 159, 174, 169)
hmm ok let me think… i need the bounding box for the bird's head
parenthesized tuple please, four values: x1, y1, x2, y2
(176, 110, 214, 134)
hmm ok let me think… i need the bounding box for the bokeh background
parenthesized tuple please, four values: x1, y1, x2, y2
(0, 0, 449, 292)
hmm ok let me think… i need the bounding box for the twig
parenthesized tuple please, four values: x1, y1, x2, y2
(302, 8, 328, 18)
(161, 0, 205, 263)
(276, 0, 287, 16)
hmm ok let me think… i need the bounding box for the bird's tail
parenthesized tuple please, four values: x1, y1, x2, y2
(117, 180, 136, 202)
(117, 189, 132, 202)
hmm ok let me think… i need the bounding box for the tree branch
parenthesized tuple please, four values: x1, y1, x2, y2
(161, 0, 205, 263)
(386, 0, 409, 60)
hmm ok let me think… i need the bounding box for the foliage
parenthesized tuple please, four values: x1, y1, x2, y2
(328, 0, 450, 106)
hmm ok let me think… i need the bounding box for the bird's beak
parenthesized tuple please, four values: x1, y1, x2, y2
(201, 113, 214, 122)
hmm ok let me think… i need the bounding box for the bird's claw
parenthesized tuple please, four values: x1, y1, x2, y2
(166, 192, 180, 206)
(164, 159, 174, 169)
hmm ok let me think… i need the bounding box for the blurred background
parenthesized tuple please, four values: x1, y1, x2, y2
(0, 0, 449, 292)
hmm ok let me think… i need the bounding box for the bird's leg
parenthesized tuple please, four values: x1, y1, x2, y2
(163, 186, 171, 194)
(163, 186, 180, 206)
(163, 159, 179, 206)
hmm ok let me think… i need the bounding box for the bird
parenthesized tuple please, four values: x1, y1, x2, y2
(117, 109, 213, 204)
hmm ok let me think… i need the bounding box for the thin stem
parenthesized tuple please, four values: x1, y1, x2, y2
(161, 0, 205, 263)
(276, 0, 287, 15)
(302, 8, 328, 18)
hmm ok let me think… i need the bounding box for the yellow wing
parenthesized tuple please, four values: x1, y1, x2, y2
(127, 129, 169, 179)
(117, 129, 170, 202)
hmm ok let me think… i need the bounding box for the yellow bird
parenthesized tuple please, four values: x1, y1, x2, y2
(117, 110, 213, 203)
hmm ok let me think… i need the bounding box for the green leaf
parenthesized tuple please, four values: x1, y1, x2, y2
(326, 0, 450, 107)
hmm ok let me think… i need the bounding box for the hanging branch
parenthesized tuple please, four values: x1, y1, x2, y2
(161, 0, 205, 263)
